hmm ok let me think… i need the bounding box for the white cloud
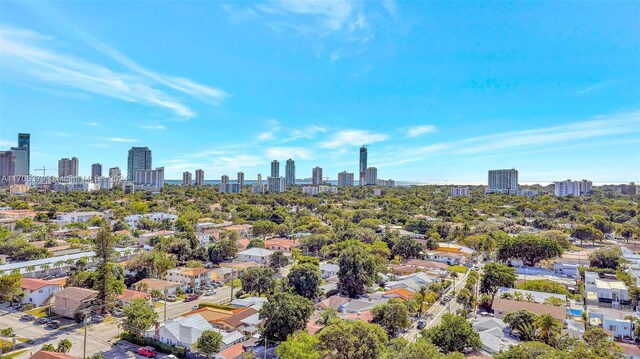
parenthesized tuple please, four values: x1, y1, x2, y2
(406, 124, 437, 138)
(82, 121, 100, 127)
(104, 137, 137, 143)
(258, 131, 276, 141)
(319, 129, 388, 148)
(140, 124, 166, 130)
(286, 125, 328, 142)
(266, 147, 313, 160)
(0, 25, 226, 118)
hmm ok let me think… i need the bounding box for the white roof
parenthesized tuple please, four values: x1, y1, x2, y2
(595, 278, 627, 290)
(221, 331, 244, 346)
(239, 248, 273, 257)
(0, 247, 132, 274)
(398, 272, 437, 285)
(240, 313, 262, 326)
(162, 314, 213, 345)
(320, 263, 340, 272)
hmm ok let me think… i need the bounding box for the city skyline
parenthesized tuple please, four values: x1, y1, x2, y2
(1, 2, 639, 182)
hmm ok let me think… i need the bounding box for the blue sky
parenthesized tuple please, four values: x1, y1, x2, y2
(1, 1, 639, 183)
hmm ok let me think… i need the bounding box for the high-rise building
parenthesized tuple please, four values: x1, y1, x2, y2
(285, 159, 295, 186)
(621, 182, 639, 195)
(109, 167, 122, 178)
(487, 169, 518, 194)
(365, 167, 377, 186)
(18, 133, 30, 175)
(271, 160, 280, 178)
(312, 167, 323, 185)
(219, 175, 229, 193)
(377, 179, 395, 188)
(237, 171, 245, 187)
(58, 157, 79, 177)
(0, 151, 16, 181)
(134, 167, 164, 189)
(127, 147, 152, 181)
(195, 169, 204, 186)
(183, 171, 192, 186)
(338, 171, 354, 187)
(579, 179, 593, 195)
(91, 163, 102, 181)
(267, 177, 285, 193)
(257, 174, 263, 185)
(10, 147, 28, 176)
(553, 180, 581, 197)
(359, 146, 367, 186)
(122, 182, 135, 194)
(450, 186, 470, 197)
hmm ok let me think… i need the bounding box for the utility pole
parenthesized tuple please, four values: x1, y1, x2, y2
(83, 316, 88, 359)
(230, 268, 234, 302)
(163, 289, 167, 323)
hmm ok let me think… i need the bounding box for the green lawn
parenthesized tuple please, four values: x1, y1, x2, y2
(448, 265, 468, 274)
(26, 306, 49, 318)
(3, 349, 27, 359)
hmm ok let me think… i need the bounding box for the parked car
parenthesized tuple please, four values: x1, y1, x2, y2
(34, 317, 49, 325)
(20, 314, 35, 321)
(166, 295, 177, 302)
(184, 294, 199, 302)
(47, 320, 61, 329)
(91, 315, 105, 323)
(112, 309, 124, 317)
(204, 289, 215, 296)
(192, 304, 199, 310)
(162, 355, 178, 359)
(136, 346, 157, 358)
(417, 320, 426, 329)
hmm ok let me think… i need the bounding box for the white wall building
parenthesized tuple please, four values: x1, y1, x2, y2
(238, 248, 273, 265)
(267, 177, 285, 193)
(21, 278, 64, 307)
(450, 186, 470, 197)
(134, 167, 164, 189)
(125, 213, 178, 229)
(487, 169, 518, 194)
(57, 211, 104, 224)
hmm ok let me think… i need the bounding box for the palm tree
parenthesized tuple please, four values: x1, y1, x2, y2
(25, 265, 36, 274)
(525, 293, 535, 302)
(513, 291, 524, 301)
(56, 338, 72, 353)
(40, 263, 51, 275)
(54, 260, 64, 269)
(316, 308, 338, 327)
(534, 313, 562, 344)
(415, 287, 437, 318)
(516, 322, 537, 341)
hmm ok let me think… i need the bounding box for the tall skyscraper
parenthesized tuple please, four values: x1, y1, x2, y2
(109, 167, 122, 178)
(134, 167, 164, 189)
(219, 175, 229, 193)
(183, 171, 192, 186)
(359, 146, 367, 186)
(18, 133, 30, 175)
(91, 163, 102, 181)
(271, 160, 280, 178)
(58, 157, 79, 177)
(237, 171, 245, 186)
(267, 177, 285, 193)
(195, 169, 204, 186)
(338, 171, 354, 187)
(257, 174, 263, 185)
(0, 151, 16, 179)
(365, 167, 377, 186)
(285, 159, 295, 185)
(10, 147, 28, 176)
(127, 147, 152, 181)
(487, 169, 518, 194)
(312, 167, 323, 185)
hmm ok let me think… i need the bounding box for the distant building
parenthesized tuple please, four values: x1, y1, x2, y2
(312, 166, 323, 185)
(183, 171, 192, 186)
(219, 175, 229, 193)
(0, 151, 16, 183)
(302, 186, 318, 195)
(377, 179, 395, 188)
(554, 179, 580, 196)
(271, 160, 280, 178)
(251, 183, 265, 193)
(134, 167, 164, 189)
(450, 186, 469, 197)
(257, 173, 262, 185)
(319, 185, 337, 194)
(91, 163, 102, 181)
(359, 146, 367, 186)
(285, 158, 295, 186)
(338, 171, 354, 187)
(487, 169, 518, 194)
(237, 171, 244, 187)
(58, 157, 79, 177)
(365, 167, 377, 186)
(267, 177, 285, 193)
(579, 179, 593, 195)
(127, 146, 152, 181)
(53, 182, 99, 192)
(109, 167, 122, 178)
(122, 182, 135, 194)
(10, 147, 28, 176)
(621, 182, 638, 195)
(18, 133, 30, 175)
(195, 169, 205, 186)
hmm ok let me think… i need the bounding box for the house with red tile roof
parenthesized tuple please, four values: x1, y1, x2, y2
(29, 350, 78, 359)
(264, 238, 300, 253)
(214, 342, 245, 359)
(21, 278, 64, 307)
(117, 289, 151, 305)
(383, 288, 415, 301)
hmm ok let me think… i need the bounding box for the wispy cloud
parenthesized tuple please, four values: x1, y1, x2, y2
(577, 82, 606, 95)
(0, 25, 226, 118)
(103, 137, 137, 143)
(81, 121, 100, 127)
(266, 146, 313, 160)
(140, 124, 166, 130)
(405, 124, 437, 138)
(319, 129, 388, 148)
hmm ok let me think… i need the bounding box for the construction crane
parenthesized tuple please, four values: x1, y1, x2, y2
(34, 166, 56, 177)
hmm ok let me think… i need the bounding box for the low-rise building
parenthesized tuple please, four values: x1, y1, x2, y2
(264, 238, 299, 253)
(166, 267, 213, 289)
(491, 297, 566, 321)
(21, 278, 64, 307)
(57, 211, 104, 224)
(116, 289, 152, 306)
(320, 263, 340, 279)
(51, 287, 98, 318)
(585, 271, 630, 308)
(133, 278, 181, 296)
(124, 213, 178, 229)
(587, 306, 635, 338)
(237, 248, 273, 265)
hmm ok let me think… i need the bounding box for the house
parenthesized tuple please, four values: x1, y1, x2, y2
(216, 308, 260, 331)
(166, 267, 213, 289)
(29, 350, 78, 359)
(317, 295, 351, 311)
(618, 342, 640, 359)
(397, 272, 438, 287)
(137, 230, 175, 246)
(264, 238, 299, 253)
(125, 213, 178, 229)
(340, 298, 389, 314)
(237, 248, 273, 265)
(214, 342, 245, 359)
(496, 287, 567, 304)
(425, 251, 466, 265)
(223, 224, 253, 239)
(472, 317, 519, 354)
(220, 261, 260, 276)
(553, 261, 580, 277)
(211, 267, 235, 282)
(587, 306, 635, 338)
(133, 278, 181, 296)
(51, 287, 98, 318)
(585, 271, 630, 308)
(491, 298, 566, 321)
(382, 288, 414, 301)
(320, 263, 340, 279)
(405, 259, 451, 271)
(56, 211, 104, 224)
(345, 310, 374, 323)
(21, 278, 64, 307)
(147, 313, 212, 350)
(230, 297, 268, 310)
(117, 289, 151, 306)
(384, 279, 422, 293)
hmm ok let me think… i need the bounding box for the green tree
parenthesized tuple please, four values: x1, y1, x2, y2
(0, 272, 22, 303)
(503, 309, 537, 336)
(93, 225, 120, 305)
(56, 339, 72, 353)
(338, 243, 376, 298)
(275, 331, 321, 359)
(287, 263, 322, 300)
(371, 299, 410, 337)
(42, 344, 56, 352)
(421, 314, 481, 354)
(392, 236, 423, 260)
(316, 319, 388, 359)
(248, 238, 265, 249)
(496, 234, 563, 267)
(589, 247, 625, 270)
(195, 330, 223, 357)
(516, 279, 570, 295)
(259, 292, 314, 342)
(123, 298, 158, 336)
(480, 263, 516, 298)
(269, 251, 289, 269)
(253, 220, 277, 239)
(534, 313, 562, 344)
(207, 236, 238, 264)
(315, 308, 338, 327)
(493, 341, 560, 359)
(242, 267, 277, 296)
(572, 225, 604, 246)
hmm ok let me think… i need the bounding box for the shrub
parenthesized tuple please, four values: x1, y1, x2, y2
(20, 304, 35, 311)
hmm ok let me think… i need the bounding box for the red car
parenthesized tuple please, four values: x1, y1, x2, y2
(136, 346, 157, 358)
(184, 294, 199, 302)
